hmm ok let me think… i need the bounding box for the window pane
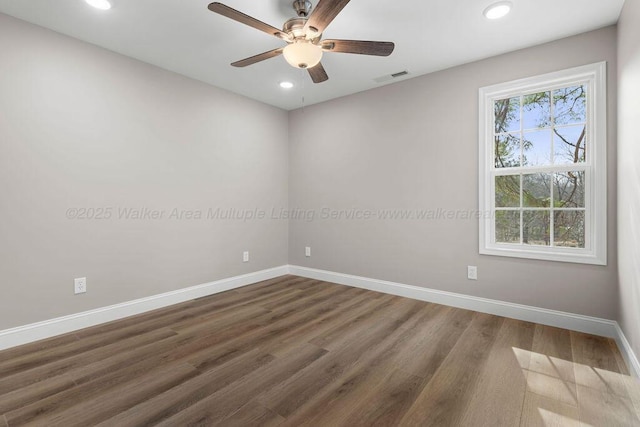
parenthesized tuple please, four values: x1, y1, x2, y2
(495, 97, 521, 133)
(554, 85, 587, 126)
(523, 173, 551, 208)
(554, 125, 586, 164)
(523, 211, 550, 246)
(523, 92, 551, 129)
(554, 211, 585, 248)
(496, 175, 520, 207)
(523, 129, 552, 167)
(496, 210, 520, 244)
(554, 171, 585, 208)
(495, 133, 521, 168)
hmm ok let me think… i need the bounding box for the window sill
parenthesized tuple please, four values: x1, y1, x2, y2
(480, 245, 606, 265)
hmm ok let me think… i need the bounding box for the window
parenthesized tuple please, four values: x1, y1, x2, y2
(479, 62, 607, 265)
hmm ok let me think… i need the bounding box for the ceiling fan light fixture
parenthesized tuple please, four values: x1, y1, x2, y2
(283, 41, 323, 69)
(483, 1, 512, 19)
(84, 0, 112, 10)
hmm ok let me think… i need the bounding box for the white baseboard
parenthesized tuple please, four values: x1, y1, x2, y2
(289, 265, 640, 378)
(2, 263, 638, 379)
(615, 323, 640, 379)
(0, 265, 289, 351)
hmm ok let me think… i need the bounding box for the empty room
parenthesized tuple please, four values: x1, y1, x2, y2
(1, 0, 639, 425)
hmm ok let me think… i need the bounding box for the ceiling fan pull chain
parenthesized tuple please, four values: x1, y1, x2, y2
(301, 68, 306, 111)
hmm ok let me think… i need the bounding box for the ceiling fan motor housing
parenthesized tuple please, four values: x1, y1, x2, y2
(283, 17, 307, 38)
(293, 0, 313, 17)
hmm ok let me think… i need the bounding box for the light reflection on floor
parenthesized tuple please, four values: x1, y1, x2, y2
(512, 347, 640, 426)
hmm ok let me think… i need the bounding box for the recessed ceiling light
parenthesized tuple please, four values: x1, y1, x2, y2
(484, 1, 512, 20)
(279, 81, 294, 89)
(85, 0, 112, 11)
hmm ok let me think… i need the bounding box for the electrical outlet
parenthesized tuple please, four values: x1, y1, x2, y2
(243, 251, 249, 263)
(467, 266, 478, 280)
(74, 277, 87, 294)
(305, 246, 311, 257)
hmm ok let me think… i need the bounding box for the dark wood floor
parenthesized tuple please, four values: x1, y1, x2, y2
(1, 275, 638, 426)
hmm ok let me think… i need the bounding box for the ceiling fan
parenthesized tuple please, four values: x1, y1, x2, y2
(208, 0, 395, 83)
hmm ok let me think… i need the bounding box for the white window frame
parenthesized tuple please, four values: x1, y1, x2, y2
(479, 62, 607, 265)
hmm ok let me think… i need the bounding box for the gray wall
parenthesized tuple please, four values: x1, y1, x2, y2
(0, 12, 623, 333)
(289, 27, 619, 319)
(0, 14, 289, 330)
(617, 0, 640, 362)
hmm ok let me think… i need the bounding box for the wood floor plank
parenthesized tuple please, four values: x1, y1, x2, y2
(164, 295, 277, 333)
(23, 285, 269, 369)
(0, 373, 76, 415)
(0, 328, 177, 414)
(70, 294, 230, 339)
(0, 333, 80, 362)
(145, 287, 345, 372)
(171, 283, 350, 337)
(0, 278, 308, 375)
(215, 400, 285, 427)
(258, 303, 420, 419)
(622, 373, 640, 423)
(26, 363, 198, 427)
(528, 325, 576, 383)
(96, 285, 284, 338)
(519, 391, 580, 427)
(189, 293, 392, 378)
(339, 368, 424, 427)
(570, 331, 640, 425)
(576, 383, 640, 426)
(571, 331, 630, 397)
(458, 318, 536, 427)
(260, 290, 378, 357)
(307, 294, 400, 350)
(0, 320, 179, 378)
(399, 312, 505, 426)
(172, 288, 332, 332)
(609, 339, 631, 376)
(154, 344, 328, 426)
(523, 325, 578, 409)
(279, 278, 326, 291)
(5, 335, 203, 425)
(0, 328, 177, 395)
(258, 282, 326, 310)
(278, 304, 460, 426)
(95, 348, 275, 427)
(391, 306, 474, 379)
(184, 288, 366, 374)
(232, 277, 321, 299)
(3, 311, 272, 426)
(211, 281, 310, 309)
(61, 305, 266, 390)
(1, 276, 636, 426)
(71, 275, 304, 341)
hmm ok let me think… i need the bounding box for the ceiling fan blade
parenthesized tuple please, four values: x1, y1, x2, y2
(308, 62, 329, 83)
(304, 0, 351, 34)
(231, 48, 284, 67)
(321, 40, 395, 56)
(208, 2, 291, 42)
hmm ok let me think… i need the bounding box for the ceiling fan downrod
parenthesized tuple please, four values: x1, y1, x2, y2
(293, 0, 313, 17)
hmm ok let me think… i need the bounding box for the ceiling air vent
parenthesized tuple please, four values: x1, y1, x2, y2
(374, 70, 410, 83)
(391, 71, 409, 78)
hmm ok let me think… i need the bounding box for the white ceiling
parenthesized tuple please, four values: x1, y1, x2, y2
(0, 0, 625, 110)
